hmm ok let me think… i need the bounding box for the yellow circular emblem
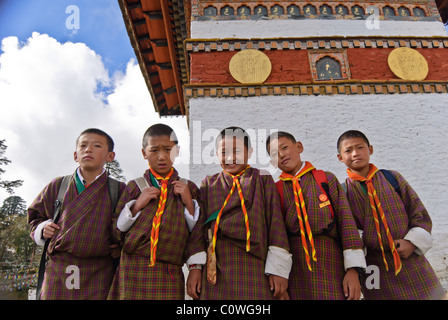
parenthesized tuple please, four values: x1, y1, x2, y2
(229, 49, 272, 84)
(387, 47, 429, 81)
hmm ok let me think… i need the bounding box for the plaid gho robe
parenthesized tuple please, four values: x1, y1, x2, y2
(28, 171, 126, 300)
(186, 167, 290, 300)
(280, 170, 365, 300)
(108, 168, 199, 300)
(345, 169, 446, 300)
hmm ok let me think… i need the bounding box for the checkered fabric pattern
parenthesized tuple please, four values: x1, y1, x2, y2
(346, 169, 446, 299)
(27, 172, 126, 299)
(108, 252, 185, 300)
(108, 168, 199, 300)
(281, 170, 364, 299)
(288, 236, 346, 299)
(187, 167, 290, 300)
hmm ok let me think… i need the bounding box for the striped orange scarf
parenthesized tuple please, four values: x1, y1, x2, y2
(279, 161, 317, 271)
(212, 166, 251, 254)
(347, 163, 402, 275)
(148, 166, 174, 267)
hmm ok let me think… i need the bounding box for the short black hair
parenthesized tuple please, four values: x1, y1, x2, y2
(215, 126, 251, 151)
(77, 128, 114, 152)
(337, 130, 370, 152)
(266, 131, 296, 155)
(142, 123, 178, 148)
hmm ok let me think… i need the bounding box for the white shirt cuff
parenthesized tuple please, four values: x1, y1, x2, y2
(404, 227, 433, 255)
(34, 219, 52, 246)
(343, 248, 367, 271)
(117, 200, 141, 232)
(265, 246, 293, 279)
(184, 200, 200, 232)
(186, 251, 207, 266)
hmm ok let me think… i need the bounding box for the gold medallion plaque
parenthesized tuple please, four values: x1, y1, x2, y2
(229, 49, 272, 84)
(387, 47, 429, 81)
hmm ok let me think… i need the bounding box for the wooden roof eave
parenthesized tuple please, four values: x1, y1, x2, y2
(160, 0, 185, 115)
(118, 0, 186, 117)
(118, 0, 161, 115)
(436, 0, 448, 24)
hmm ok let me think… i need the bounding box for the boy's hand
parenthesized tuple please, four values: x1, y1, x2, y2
(186, 269, 202, 299)
(394, 239, 415, 259)
(42, 222, 60, 239)
(269, 274, 289, 300)
(343, 268, 361, 300)
(132, 186, 160, 216)
(172, 180, 195, 216)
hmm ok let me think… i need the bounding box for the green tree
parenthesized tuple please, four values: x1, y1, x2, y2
(0, 195, 31, 262)
(10, 215, 35, 263)
(1, 195, 26, 217)
(106, 159, 126, 182)
(0, 139, 23, 194)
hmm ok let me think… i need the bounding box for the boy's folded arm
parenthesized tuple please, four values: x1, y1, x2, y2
(116, 200, 141, 232)
(264, 246, 293, 279)
(403, 227, 433, 255)
(393, 172, 433, 255)
(27, 179, 62, 240)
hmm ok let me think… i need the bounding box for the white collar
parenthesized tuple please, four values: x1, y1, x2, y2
(76, 167, 105, 185)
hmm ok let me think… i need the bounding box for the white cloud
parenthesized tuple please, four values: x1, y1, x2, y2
(0, 32, 189, 206)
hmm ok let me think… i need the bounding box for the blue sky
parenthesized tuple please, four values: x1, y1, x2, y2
(0, 0, 189, 205)
(0, 0, 135, 73)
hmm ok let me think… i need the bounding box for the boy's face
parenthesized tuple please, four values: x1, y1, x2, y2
(337, 137, 373, 172)
(74, 133, 115, 172)
(216, 136, 253, 175)
(142, 135, 179, 177)
(268, 137, 304, 175)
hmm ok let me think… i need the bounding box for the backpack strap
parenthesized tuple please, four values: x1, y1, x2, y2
(106, 176, 121, 271)
(135, 176, 188, 192)
(135, 176, 150, 191)
(106, 177, 121, 213)
(341, 182, 347, 194)
(36, 174, 71, 300)
(179, 177, 188, 185)
(379, 169, 401, 196)
(311, 169, 335, 219)
(53, 175, 71, 223)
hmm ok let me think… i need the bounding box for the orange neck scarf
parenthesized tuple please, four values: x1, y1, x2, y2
(279, 161, 317, 271)
(212, 166, 251, 254)
(148, 166, 174, 267)
(347, 163, 402, 275)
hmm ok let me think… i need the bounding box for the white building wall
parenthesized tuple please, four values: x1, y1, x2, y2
(187, 93, 448, 290)
(191, 19, 448, 39)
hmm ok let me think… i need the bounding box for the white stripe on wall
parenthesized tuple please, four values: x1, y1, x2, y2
(191, 19, 448, 39)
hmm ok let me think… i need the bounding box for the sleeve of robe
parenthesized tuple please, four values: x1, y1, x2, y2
(390, 170, 433, 255)
(261, 172, 292, 278)
(27, 177, 65, 243)
(326, 171, 366, 270)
